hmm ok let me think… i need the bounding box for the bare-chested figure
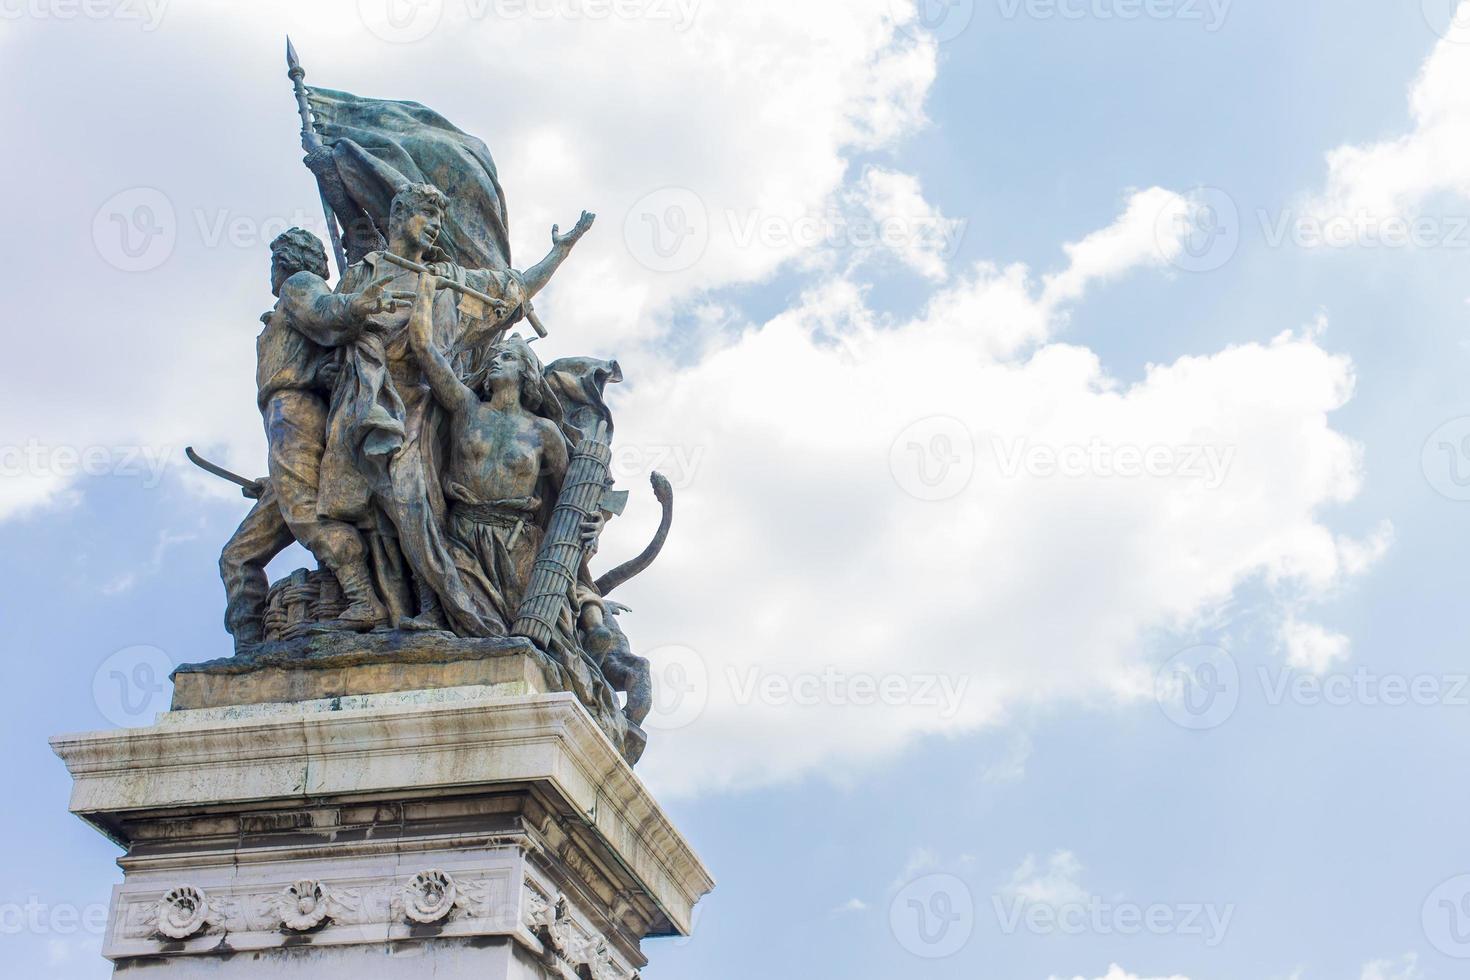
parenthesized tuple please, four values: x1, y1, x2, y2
(404, 269, 581, 631)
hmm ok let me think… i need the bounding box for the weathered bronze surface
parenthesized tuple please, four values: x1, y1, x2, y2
(183, 43, 673, 766)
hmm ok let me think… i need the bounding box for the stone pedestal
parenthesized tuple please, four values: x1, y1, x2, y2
(51, 660, 713, 978)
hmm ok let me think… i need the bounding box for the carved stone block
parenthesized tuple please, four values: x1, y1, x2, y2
(51, 683, 712, 977)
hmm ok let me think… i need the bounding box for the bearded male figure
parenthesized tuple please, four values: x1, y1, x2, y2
(218, 228, 399, 651)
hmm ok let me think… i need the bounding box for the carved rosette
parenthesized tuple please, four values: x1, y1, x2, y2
(113, 870, 642, 970)
(157, 885, 209, 940)
(402, 869, 457, 924)
(278, 879, 331, 931)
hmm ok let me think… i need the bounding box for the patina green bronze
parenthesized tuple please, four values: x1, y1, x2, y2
(188, 43, 673, 766)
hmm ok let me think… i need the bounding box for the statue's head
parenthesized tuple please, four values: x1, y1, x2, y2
(269, 228, 329, 296)
(388, 182, 447, 255)
(475, 335, 552, 412)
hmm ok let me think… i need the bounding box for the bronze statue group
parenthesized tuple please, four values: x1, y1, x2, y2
(216, 182, 660, 755)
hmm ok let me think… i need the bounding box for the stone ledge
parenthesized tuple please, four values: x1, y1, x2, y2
(51, 689, 713, 938)
(169, 631, 546, 710)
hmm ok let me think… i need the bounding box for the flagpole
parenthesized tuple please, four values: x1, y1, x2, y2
(286, 36, 348, 278)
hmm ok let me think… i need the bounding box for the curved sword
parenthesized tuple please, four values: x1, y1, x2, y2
(185, 447, 262, 499)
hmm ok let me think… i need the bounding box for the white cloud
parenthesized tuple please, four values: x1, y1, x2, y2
(101, 526, 204, 596)
(0, 0, 938, 514)
(1307, 2, 1470, 230)
(1002, 851, 1089, 907)
(0, 472, 75, 524)
(1359, 954, 1421, 980)
(1282, 617, 1351, 675)
(847, 167, 967, 281)
(0, 2, 1383, 803)
(615, 189, 1381, 796)
(1048, 968, 1191, 980)
(828, 897, 870, 916)
(909, 187, 1191, 360)
(982, 731, 1034, 784)
(463, 0, 940, 341)
(1044, 186, 1191, 305)
(892, 847, 942, 888)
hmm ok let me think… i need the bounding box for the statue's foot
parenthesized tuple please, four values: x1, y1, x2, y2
(332, 598, 389, 633)
(398, 610, 450, 632)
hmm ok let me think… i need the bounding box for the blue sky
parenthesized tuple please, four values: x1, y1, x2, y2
(5, 1, 1470, 978)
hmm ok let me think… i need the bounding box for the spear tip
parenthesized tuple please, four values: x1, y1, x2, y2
(286, 35, 301, 75)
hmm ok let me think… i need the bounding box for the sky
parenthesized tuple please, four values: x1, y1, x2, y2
(3, 0, 1470, 977)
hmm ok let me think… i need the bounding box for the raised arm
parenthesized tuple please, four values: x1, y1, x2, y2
(517, 210, 595, 300)
(406, 271, 477, 415)
(281, 271, 406, 347)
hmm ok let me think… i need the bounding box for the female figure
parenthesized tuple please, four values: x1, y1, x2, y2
(405, 270, 576, 631)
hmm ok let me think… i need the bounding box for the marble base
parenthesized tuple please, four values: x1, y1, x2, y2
(169, 631, 545, 710)
(113, 937, 554, 979)
(51, 685, 712, 978)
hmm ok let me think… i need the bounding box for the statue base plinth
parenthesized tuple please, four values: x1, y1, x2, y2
(170, 632, 647, 765)
(169, 631, 545, 710)
(51, 682, 711, 978)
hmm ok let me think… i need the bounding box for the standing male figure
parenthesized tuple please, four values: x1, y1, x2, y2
(318, 182, 596, 635)
(219, 228, 398, 651)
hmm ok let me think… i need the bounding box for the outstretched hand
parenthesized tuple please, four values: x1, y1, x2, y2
(552, 210, 596, 249)
(348, 274, 415, 320)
